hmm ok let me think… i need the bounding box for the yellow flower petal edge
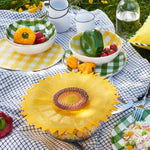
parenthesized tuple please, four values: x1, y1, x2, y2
(20, 71, 119, 135)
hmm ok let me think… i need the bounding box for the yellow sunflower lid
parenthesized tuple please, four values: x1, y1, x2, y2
(20, 72, 119, 135)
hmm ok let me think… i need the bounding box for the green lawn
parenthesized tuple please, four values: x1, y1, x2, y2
(69, 0, 150, 62)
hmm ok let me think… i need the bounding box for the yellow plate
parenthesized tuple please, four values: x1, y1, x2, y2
(0, 39, 64, 71)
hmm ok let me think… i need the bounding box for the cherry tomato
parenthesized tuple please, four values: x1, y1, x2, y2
(110, 44, 118, 51)
(35, 32, 43, 40)
(103, 47, 110, 52)
(107, 49, 116, 55)
(35, 36, 49, 44)
(100, 52, 108, 57)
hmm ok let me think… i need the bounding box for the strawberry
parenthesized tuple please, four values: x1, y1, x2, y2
(107, 49, 116, 55)
(110, 44, 118, 51)
(100, 52, 108, 57)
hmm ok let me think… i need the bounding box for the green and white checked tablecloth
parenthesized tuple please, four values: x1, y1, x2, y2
(111, 110, 150, 150)
(62, 49, 127, 77)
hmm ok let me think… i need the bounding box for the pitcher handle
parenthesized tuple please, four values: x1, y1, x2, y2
(42, 1, 49, 12)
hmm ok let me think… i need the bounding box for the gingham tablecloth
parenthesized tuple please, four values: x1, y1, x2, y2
(0, 8, 150, 150)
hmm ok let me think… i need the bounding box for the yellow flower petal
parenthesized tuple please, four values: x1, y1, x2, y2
(18, 8, 23, 13)
(11, 1, 16, 5)
(38, 1, 43, 7)
(25, 4, 30, 9)
(28, 8, 37, 13)
(33, 4, 37, 8)
(101, 0, 108, 4)
(89, 0, 93, 4)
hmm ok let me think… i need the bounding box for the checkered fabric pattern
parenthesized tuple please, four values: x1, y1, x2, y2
(62, 50, 126, 77)
(0, 8, 150, 150)
(0, 39, 64, 71)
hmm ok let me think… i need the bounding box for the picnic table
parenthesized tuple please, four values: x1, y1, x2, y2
(0, 8, 150, 150)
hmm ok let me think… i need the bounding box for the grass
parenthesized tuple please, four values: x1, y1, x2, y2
(69, 0, 150, 62)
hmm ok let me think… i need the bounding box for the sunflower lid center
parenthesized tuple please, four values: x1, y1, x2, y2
(53, 87, 88, 110)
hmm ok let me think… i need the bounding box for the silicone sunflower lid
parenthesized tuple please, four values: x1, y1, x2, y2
(20, 72, 119, 135)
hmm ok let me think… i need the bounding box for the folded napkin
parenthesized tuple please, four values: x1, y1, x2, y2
(0, 8, 150, 150)
(129, 15, 150, 50)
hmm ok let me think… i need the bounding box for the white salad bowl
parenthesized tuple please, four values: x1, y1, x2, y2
(6, 18, 56, 55)
(69, 30, 122, 65)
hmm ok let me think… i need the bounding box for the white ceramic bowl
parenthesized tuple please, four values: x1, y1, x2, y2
(69, 30, 122, 65)
(6, 18, 56, 55)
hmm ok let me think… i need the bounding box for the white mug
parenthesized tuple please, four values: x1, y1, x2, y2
(75, 12, 95, 33)
(43, 0, 69, 18)
(48, 10, 72, 33)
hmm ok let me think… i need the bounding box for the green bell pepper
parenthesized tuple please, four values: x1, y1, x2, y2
(80, 29, 104, 57)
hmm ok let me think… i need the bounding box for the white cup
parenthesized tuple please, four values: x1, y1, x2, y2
(75, 12, 95, 33)
(48, 10, 71, 33)
(43, 0, 69, 18)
